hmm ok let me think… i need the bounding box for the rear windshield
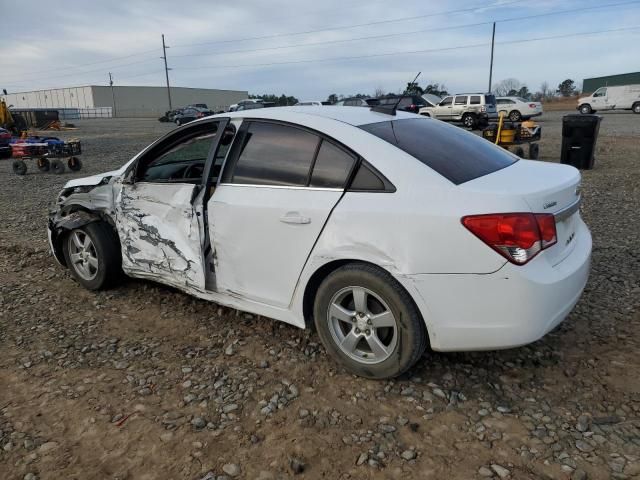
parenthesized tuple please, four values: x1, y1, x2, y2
(359, 118, 517, 185)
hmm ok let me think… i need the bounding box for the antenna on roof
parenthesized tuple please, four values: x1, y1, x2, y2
(371, 71, 421, 116)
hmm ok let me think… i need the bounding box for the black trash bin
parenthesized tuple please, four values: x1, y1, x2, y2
(560, 114, 602, 170)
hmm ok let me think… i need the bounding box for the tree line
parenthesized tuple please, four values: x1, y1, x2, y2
(252, 78, 579, 106)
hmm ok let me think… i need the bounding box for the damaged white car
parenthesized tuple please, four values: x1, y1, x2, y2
(48, 107, 592, 379)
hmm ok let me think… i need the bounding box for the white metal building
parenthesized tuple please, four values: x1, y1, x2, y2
(0, 85, 248, 118)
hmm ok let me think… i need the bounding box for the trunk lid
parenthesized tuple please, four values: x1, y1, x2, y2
(462, 160, 582, 266)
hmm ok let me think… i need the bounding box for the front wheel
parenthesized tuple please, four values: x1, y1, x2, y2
(12, 160, 27, 175)
(62, 222, 121, 290)
(313, 263, 427, 379)
(580, 104, 592, 114)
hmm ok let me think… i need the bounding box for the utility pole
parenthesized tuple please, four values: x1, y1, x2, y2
(161, 34, 173, 110)
(488, 22, 496, 93)
(108, 72, 117, 117)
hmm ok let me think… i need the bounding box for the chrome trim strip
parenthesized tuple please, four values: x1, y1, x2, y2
(554, 196, 581, 222)
(217, 183, 343, 192)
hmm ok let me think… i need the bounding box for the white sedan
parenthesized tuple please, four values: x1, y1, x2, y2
(496, 97, 544, 121)
(48, 107, 591, 379)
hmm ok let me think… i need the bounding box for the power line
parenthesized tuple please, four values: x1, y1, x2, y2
(171, 0, 639, 49)
(175, 26, 640, 71)
(0, 0, 516, 81)
(170, 0, 640, 60)
(2, 0, 639, 88)
(171, 0, 526, 49)
(0, 49, 158, 80)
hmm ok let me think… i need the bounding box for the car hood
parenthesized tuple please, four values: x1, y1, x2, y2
(63, 158, 134, 188)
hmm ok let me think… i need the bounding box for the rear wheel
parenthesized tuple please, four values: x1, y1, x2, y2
(633, 102, 640, 114)
(67, 156, 82, 171)
(51, 159, 65, 174)
(529, 143, 540, 160)
(37, 157, 50, 172)
(313, 263, 427, 379)
(513, 146, 525, 158)
(462, 113, 476, 129)
(62, 222, 121, 290)
(12, 160, 27, 175)
(509, 110, 522, 122)
(580, 104, 592, 114)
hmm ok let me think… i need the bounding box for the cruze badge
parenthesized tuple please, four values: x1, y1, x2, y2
(566, 232, 575, 246)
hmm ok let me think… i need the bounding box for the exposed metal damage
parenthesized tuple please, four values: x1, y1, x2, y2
(114, 182, 205, 289)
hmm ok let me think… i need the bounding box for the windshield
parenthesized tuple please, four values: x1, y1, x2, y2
(359, 118, 517, 185)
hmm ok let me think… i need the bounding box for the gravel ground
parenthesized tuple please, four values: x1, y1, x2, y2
(0, 111, 639, 480)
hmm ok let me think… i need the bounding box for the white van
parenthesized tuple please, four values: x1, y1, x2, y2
(578, 85, 640, 114)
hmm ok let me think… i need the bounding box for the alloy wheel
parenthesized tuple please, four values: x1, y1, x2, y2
(68, 230, 99, 281)
(327, 286, 398, 365)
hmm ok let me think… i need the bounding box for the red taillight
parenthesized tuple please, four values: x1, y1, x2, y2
(529, 103, 537, 108)
(462, 213, 557, 265)
(197, 112, 204, 118)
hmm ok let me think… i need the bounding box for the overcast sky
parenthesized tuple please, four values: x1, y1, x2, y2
(1, 0, 639, 100)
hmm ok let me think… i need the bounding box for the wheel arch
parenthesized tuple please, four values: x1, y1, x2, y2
(49, 206, 118, 267)
(300, 258, 433, 347)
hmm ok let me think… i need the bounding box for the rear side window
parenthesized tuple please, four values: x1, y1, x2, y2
(454, 96, 468, 105)
(470, 96, 481, 104)
(359, 118, 517, 185)
(226, 122, 319, 186)
(310, 140, 356, 188)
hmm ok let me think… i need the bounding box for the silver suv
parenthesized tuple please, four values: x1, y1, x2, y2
(419, 93, 498, 129)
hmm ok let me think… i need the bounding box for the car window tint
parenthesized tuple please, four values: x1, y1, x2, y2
(141, 131, 215, 182)
(349, 162, 386, 191)
(455, 96, 468, 105)
(230, 122, 319, 186)
(440, 97, 452, 106)
(309, 140, 356, 188)
(359, 118, 517, 185)
(470, 96, 481, 104)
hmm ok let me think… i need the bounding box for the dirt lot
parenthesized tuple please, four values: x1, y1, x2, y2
(1, 111, 639, 480)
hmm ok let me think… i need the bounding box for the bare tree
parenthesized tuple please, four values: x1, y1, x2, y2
(374, 86, 385, 98)
(493, 78, 522, 96)
(539, 81, 551, 100)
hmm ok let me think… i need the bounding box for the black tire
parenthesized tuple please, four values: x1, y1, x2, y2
(51, 159, 65, 174)
(462, 113, 476, 129)
(529, 143, 540, 160)
(633, 102, 640, 114)
(37, 157, 50, 172)
(12, 160, 27, 175)
(509, 110, 522, 122)
(513, 146, 525, 158)
(68, 156, 82, 171)
(579, 104, 592, 114)
(62, 222, 121, 290)
(313, 263, 428, 379)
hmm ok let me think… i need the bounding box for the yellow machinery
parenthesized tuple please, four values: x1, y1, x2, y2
(482, 111, 541, 159)
(0, 99, 13, 129)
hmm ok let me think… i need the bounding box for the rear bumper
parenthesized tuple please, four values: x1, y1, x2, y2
(405, 219, 592, 351)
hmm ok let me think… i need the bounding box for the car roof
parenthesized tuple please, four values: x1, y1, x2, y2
(203, 106, 417, 127)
